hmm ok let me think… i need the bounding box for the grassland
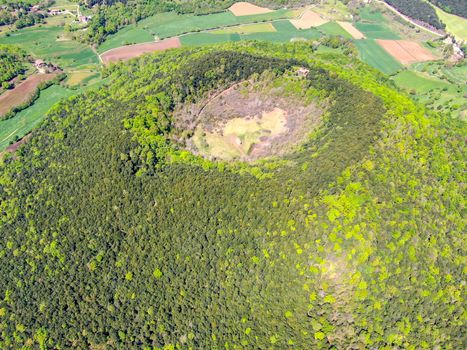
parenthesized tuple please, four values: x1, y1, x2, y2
(354, 39, 402, 75)
(356, 7, 400, 39)
(180, 20, 321, 46)
(0, 85, 74, 150)
(97, 9, 297, 53)
(65, 72, 101, 87)
(316, 21, 352, 38)
(0, 26, 99, 70)
(392, 70, 466, 119)
(433, 5, 467, 41)
(211, 22, 276, 34)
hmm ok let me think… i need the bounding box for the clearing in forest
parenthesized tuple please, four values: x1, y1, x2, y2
(0, 74, 57, 117)
(376, 40, 438, 64)
(337, 21, 365, 39)
(229, 2, 273, 16)
(290, 10, 328, 29)
(177, 76, 323, 161)
(100, 37, 181, 64)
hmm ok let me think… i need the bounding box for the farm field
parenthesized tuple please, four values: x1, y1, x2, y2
(337, 21, 365, 39)
(377, 39, 438, 65)
(316, 21, 352, 39)
(356, 7, 400, 40)
(211, 22, 276, 34)
(290, 10, 328, 29)
(354, 39, 402, 75)
(97, 9, 297, 53)
(101, 38, 181, 64)
(0, 74, 57, 117)
(0, 26, 99, 70)
(65, 72, 100, 87)
(0, 85, 74, 151)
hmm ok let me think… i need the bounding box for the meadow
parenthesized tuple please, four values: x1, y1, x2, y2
(354, 39, 402, 75)
(0, 26, 99, 70)
(180, 20, 321, 46)
(316, 21, 352, 39)
(98, 9, 297, 53)
(433, 5, 467, 41)
(356, 8, 400, 39)
(392, 70, 466, 118)
(0, 85, 74, 150)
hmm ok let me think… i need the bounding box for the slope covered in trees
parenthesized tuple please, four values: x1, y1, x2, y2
(0, 42, 465, 349)
(384, 0, 445, 29)
(0, 45, 28, 88)
(0, 0, 49, 29)
(429, 0, 467, 18)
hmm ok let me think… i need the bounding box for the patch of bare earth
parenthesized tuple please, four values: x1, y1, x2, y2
(376, 39, 438, 64)
(101, 37, 181, 65)
(174, 79, 323, 161)
(229, 2, 273, 16)
(0, 74, 57, 117)
(290, 10, 328, 29)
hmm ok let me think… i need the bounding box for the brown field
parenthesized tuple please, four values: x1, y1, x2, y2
(0, 74, 57, 117)
(337, 21, 365, 39)
(376, 40, 438, 64)
(229, 2, 273, 16)
(100, 37, 182, 65)
(290, 10, 328, 29)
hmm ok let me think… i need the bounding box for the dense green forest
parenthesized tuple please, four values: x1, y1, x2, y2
(0, 0, 49, 28)
(429, 0, 467, 18)
(0, 42, 464, 349)
(384, 0, 445, 29)
(0, 45, 28, 88)
(75, 0, 309, 44)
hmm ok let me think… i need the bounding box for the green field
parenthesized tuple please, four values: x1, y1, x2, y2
(211, 22, 276, 34)
(354, 39, 402, 75)
(316, 21, 352, 39)
(355, 22, 400, 39)
(356, 7, 400, 39)
(433, 6, 467, 41)
(180, 33, 240, 46)
(0, 26, 99, 70)
(392, 70, 466, 118)
(98, 10, 297, 53)
(0, 85, 75, 150)
(181, 20, 321, 46)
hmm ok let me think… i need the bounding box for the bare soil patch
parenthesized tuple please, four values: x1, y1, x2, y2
(337, 21, 365, 39)
(0, 74, 57, 117)
(175, 78, 322, 161)
(290, 10, 328, 29)
(101, 37, 181, 65)
(229, 2, 273, 16)
(376, 39, 437, 64)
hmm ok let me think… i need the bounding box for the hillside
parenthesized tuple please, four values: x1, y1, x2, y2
(0, 42, 464, 349)
(429, 0, 467, 18)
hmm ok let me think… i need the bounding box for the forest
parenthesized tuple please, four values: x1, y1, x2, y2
(75, 0, 310, 44)
(0, 0, 49, 28)
(0, 42, 464, 349)
(429, 0, 467, 18)
(384, 0, 445, 29)
(0, 45, 28, 88)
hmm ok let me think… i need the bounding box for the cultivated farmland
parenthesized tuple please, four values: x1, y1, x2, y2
(0, 26, 99, 70)
(0, 84, 74, 150)
(101, 38, 181, 65)
(376, 39, 438, 64)
(354, 39, 402, 74)
(0, 74, 57, 117)
(97, 10, 297, 53)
